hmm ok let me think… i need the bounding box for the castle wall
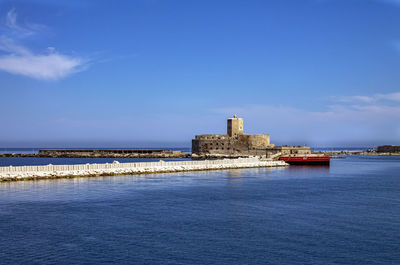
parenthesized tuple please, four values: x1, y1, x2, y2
(192, 134, 273, 155)
(192, 135, 310, 157)
(377, 145, 400, 153)
(274, 146, 311, 155)
(192, 136, 234, 155)
(246, 134, 271, 149)
(191, 115, 311, 157)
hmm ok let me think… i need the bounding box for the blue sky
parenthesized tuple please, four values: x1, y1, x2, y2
(0, 0, 399, 147)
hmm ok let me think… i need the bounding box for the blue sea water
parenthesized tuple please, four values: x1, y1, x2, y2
(0, 156, 399, 264)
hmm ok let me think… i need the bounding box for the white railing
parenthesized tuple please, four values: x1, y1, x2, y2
(0, 157, 262, 174)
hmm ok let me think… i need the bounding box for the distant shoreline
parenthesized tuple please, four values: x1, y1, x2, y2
(1, 150, 399, 158)
(313, 150, 400, 156)
(0, 148, 190, 159)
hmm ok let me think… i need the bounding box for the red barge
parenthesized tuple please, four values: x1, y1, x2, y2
(279, 155, 330, 165)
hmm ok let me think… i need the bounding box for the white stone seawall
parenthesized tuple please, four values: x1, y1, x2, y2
(0, 157, 287, 181)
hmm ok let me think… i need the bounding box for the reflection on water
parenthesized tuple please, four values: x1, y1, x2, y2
(285, 165, 330, 174)
(0, 166, 312, 203)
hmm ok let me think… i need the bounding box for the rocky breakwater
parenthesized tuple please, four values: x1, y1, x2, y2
(313, 150, 400, 156)
(0, 157, 288, 182)
(0, 149, 189, 158)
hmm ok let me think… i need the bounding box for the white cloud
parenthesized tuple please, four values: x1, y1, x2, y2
(315, 0, 400, 6)
(5, 8, 18, 30)
(5, 8, 40, 37)
(213, 97, 400, 146)
(394, 41, 400, 52)
(376, 92, 400, 102)
(0, 9, 85, 80)
(333, 92, 400, 103)
(381, 0, 400, 5)
(0, 36, 29, 54)
(0, 51, 84, 80)
(333, 95, 374, 103)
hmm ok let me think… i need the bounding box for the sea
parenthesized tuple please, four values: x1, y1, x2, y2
(0, 149, 399, 264)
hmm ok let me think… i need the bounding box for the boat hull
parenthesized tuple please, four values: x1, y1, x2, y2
(279, 156, 330, 165)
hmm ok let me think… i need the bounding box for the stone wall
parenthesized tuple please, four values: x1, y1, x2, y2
(245, 134, 272, 149)
(274, 146, 311, 156)
(192, 134, 274, 156)
(377, 145, 400, 153)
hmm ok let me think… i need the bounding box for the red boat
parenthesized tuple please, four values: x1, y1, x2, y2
(279, 155, 330, 165)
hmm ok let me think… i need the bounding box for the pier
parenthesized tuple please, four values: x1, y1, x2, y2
(37, 149, 188, 158)
(0, 157, 288, 182)
(0, 149, 189, 158)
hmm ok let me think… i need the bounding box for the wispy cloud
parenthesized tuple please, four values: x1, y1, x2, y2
(213, 92, 400, 146)
(394, 41, 400, 51)
(332, 92, 400, 103)
(315, 0, 400, 6)
(375, 92, 400, 101)
(0, 40, 84, 80)
(380, 0, 400, 5)
(0, 9, 86, 80)
(0, 36, 29, 54)
(4, 8, 46, 37)
(5, 8, 18, 29)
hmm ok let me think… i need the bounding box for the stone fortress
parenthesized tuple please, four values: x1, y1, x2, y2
(192, 115, 311, 158)
(377, 145, 400, 153)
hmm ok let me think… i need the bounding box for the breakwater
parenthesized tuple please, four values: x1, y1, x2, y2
(0, 149, 189, 158)
(313, 150, 400, 156)
(0, 157, 287, 182)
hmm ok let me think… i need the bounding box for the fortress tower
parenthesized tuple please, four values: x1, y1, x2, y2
(227, 115, 243, 137)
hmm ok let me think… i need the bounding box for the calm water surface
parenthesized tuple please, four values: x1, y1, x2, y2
(0, 156, 399, 264)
